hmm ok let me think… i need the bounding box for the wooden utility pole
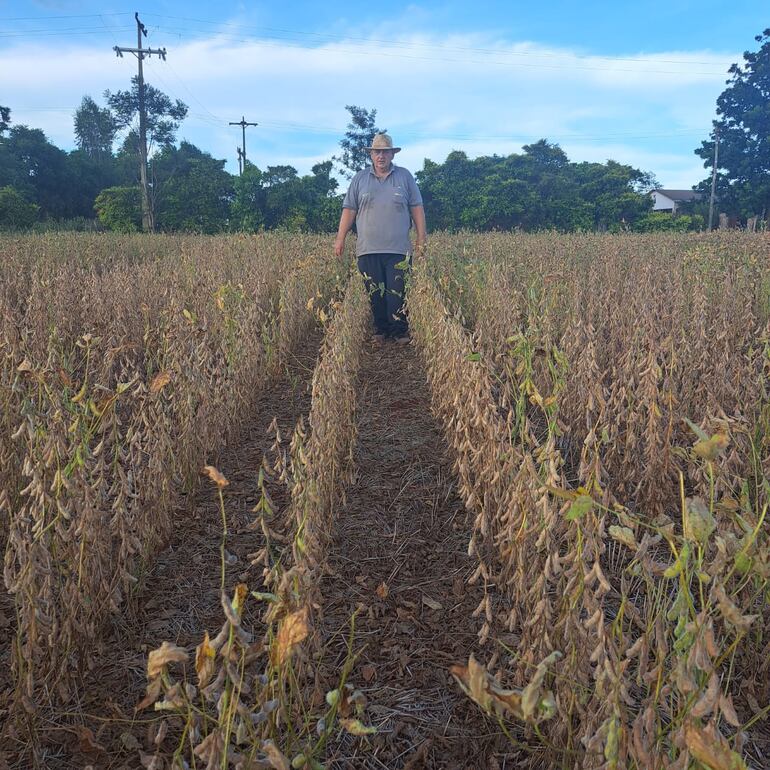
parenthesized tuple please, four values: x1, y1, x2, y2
(708, 123, 720, 231)
(236, 147, 244, 176)
(230, 116, 258, 174)
(114, 13, 168, 232)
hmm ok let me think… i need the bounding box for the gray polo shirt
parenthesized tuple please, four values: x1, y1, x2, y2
(342, 164, 423, 257)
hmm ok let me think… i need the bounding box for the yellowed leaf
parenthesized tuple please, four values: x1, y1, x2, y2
(195, 631, 216, 688)
(693, 433, 729, 461)
(340, 718, 377, 736)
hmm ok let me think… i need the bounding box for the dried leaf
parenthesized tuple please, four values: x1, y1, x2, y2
(150, 370, 172, 394)
(361, 664, 376, 682)
(120, 731, 141, 751)
(135, 676, 163, 711)
(147, 641, 189, 679)
(609, 525, 637, 550)
(719, 694, 741, 728)
(272, 607, 308, 666)
(262, 740, 291, 770)
(422, 595, 443, 610)
(711, 583, 757, 632)
(450, 652, 559, 724)
(75, 726, 105, 754)
(203, 465, 229, 488)
(683, 721, 748, 770)
(375, 582, 389, 600)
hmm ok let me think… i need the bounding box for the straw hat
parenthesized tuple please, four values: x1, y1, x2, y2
(366, 133, 401, 153)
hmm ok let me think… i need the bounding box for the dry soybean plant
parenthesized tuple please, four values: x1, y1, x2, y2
(411, 234, 770, 769)
(135, 270, 372, 769)
(0, 234, 342, 721)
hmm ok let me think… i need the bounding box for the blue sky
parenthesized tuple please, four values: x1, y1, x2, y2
(1, 1, 766, 187)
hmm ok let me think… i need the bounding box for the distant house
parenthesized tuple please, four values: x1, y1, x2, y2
(651, 189, 702, 213)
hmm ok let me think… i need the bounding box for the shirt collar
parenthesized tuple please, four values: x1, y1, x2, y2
(368, 163, 396, 179)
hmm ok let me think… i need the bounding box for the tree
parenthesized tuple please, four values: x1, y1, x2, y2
(335, 105, 384, 178)
(104, 78, 188, 154)
(74, 96, 117, 160)
(152, 142, 233, 233)
(0, 186, 39, 230)
(416, 144, 653, 232)
(0, 126, 70, 219)
(65, 150, 119, 219)
(230, 163, 265, 232)
(94, 186, 142, 232)
(694, 28, 770, 222)
(0, 105, 10, 135)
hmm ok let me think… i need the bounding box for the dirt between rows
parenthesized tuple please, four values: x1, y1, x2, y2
(318, 340, 509, 769)
(3, 331, 514, 770)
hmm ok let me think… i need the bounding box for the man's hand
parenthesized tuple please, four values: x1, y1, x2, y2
(334, 208, 356, 257)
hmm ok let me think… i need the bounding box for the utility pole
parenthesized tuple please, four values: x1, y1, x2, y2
(229, 116, 258, 174)
(708, 123, 720, 231)
(114, 13, 168, 232)
(236, 146, 244, 176)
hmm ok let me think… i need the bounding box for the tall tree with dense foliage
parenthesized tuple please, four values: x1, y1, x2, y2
(152, 142, 233, 233)
(104, 78, 188, 154)
(695, 28, 770, 221)
(335, 105, 384, 178)
(0, 126, 70, 219)
(0, 186, 39, 230)
(417, 142, 653, 231)
(74, 96, 118, 160)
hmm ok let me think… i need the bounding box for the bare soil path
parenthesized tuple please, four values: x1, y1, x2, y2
(320, 340, 505, 770)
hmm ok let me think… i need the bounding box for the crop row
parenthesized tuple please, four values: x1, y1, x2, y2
(137, 269, 370, 769)
(409, 233, 770, 769)
(0, 234, 345, 715)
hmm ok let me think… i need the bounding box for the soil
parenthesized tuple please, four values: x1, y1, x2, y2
(318, 340, 506, 769)
(1, 333, 511, 770)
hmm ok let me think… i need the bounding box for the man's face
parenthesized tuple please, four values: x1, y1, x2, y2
(370, 148, 394, 173)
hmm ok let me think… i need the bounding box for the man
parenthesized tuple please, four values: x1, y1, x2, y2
(334, 133, 427, 343)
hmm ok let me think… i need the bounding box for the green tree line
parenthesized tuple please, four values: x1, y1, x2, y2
(1, 26, 768, 233)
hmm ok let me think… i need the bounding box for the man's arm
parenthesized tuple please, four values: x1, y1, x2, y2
(410, 205, 427, 254)
(334, 208, 356, 257)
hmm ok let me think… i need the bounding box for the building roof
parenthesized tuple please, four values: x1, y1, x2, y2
(653, 189, 702, 202)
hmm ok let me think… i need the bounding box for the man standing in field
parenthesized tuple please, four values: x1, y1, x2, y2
(334, 133, 427, 343)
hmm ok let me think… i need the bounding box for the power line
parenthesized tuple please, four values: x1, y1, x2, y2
(138, 24, 729, 77)
(139, 12, 731, 69)
(1, 13, 731, 75)
(0, 12, 132, 21)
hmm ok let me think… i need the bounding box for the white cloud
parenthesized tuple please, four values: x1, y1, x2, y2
(0, 28, 736, 188)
